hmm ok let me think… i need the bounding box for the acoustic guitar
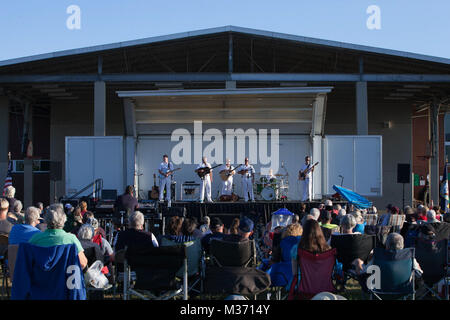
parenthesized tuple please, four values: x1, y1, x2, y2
(298, 162, 319, 180)
(150, 174, 159, 199)
(196, 164, 222, 179)
(220, 164, 243, 181)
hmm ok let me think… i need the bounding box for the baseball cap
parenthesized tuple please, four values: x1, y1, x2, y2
(210, 217, 224, 228)
(64, 203, 73, 209)
(239, 216, 254, 233)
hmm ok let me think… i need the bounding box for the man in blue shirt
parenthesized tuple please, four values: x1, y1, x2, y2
(9, 206, 41, 245)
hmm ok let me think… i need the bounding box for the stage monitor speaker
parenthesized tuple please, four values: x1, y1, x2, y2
(101, 189, 117, 201)
(397, 163, 411, 184)
(50, 161, 62, 181)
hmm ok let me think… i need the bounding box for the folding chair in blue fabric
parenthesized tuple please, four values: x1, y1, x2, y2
(368, 247, 415, 300)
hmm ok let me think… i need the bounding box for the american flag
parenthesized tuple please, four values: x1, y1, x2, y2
(3, 154, 12, 196)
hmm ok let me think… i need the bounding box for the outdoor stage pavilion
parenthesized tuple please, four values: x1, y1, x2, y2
(1, 26, 450, 216)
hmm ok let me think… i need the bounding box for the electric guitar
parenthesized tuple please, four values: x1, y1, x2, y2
(163, 167, 181, 177)
(150, 174, 159, 199)
(220, 164, 243, 181)
(196, 164, 222, 179)
(298, 162, 319, 180)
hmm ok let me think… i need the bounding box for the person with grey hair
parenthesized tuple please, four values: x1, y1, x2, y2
(350, 210, 366, 234)
(87, 217, 114, 260)
(353, 233, 423, 277)
(77, 224, 104, 267)
(114, 211, 159, 251)
(426, 209, 440, 223)
(333, 214, 359, 235)
(29, 207, 88, 270)
(199, 216, 211, 235)
(337, 209, 347, 222)
(8, 200, 24, 224)
(4, 186, 17, 212)
(309, 208, 320, 220)
(9, 206, 41, 244)
(0, 198, 13, 235)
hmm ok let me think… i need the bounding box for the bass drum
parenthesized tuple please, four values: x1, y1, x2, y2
(261, 186, 276, 201)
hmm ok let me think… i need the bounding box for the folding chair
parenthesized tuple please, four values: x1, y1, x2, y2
(204, 239, 270, 299)
(330, 234, 376, 272)
(415, 237, 449, 300)
(0, 235, 9, 299)
(122, 245, 188, 300)
(209, 239, 257, 267)
(160, 237, 204, 296)
(288, 248, 337, 300)
(368, 247, 415, 300)
(266, 236, 300, 300)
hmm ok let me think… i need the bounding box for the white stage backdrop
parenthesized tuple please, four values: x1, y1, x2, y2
(136, 133, 311, 201)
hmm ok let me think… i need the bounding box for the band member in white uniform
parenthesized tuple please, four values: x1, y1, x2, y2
(300, 156, 314, 202)
(219, 158, 234, 196)
(195, 156, 213, 203)
(158, 154, 174, 206)
(238, 157, 255, 202)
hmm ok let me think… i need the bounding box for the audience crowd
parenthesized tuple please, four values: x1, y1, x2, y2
(1, 183, 449, 300)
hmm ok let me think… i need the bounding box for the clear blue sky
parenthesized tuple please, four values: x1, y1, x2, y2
(1, 0, 449, 61)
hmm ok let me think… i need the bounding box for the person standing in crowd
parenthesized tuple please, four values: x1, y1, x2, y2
(238, 157, 255, 202)
(79, 201, 88, 218)
(196, 156, 213, 203)
(158, 154, 174, 207)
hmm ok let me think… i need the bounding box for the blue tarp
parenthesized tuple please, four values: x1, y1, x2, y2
(272, 208, 294, 216)
(332, 185, 372, 209)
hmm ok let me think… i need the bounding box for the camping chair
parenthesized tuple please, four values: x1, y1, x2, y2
(160, 237, 204, 296)
(368, 247, 416, 300)
(0, 235, 9, 299)
(122, 245, 188, 300)
(330, 234, 376, 272)
(209, 239, 257, 268)
(204, 239, 270, 298)
(266, 236, 300, 300)
(414, 237, 449, 300)
(7, 244, 18, 283)
(11, 243, 86, 300)
(288, 248, 337, 300)
(82, 247, 113, 300)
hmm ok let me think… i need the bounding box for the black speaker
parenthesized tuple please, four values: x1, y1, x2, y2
(50, 161, 62, 181)
(397, 163, 410, 184)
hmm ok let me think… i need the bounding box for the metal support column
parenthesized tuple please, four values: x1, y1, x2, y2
(356, 81, 368, 135)
(430, 98, 440, 206)
(94, 81, 106, 136)
(23, 102, 33, 207)
(0, 97, 9, 182)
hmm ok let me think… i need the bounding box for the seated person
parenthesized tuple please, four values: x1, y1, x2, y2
(65, 206, 83, 234)
(222, 216, 253, 242)
(163, 216, 184, 242)
(88, 218, 114, 261)
(199, 216, 211, 235)
(319, 210, 338, 241)
(114, 211, 158, 252)
(9, 206, 41, 244)
(350, 210, 366, 234)
(0, 198, 14, 236)
(175, 217, 197, 243)
(352, 233, 423, 292)
(290, 220, 341, 288)
(77, 224, 104, 267)
(8, 200, 25, 224)
(28, 206, 87, 270)
(201, 217, 225, 253)
(333, 215, 360, 236)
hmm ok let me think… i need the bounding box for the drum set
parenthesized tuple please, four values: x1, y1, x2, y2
(254, 172, 289, 201)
